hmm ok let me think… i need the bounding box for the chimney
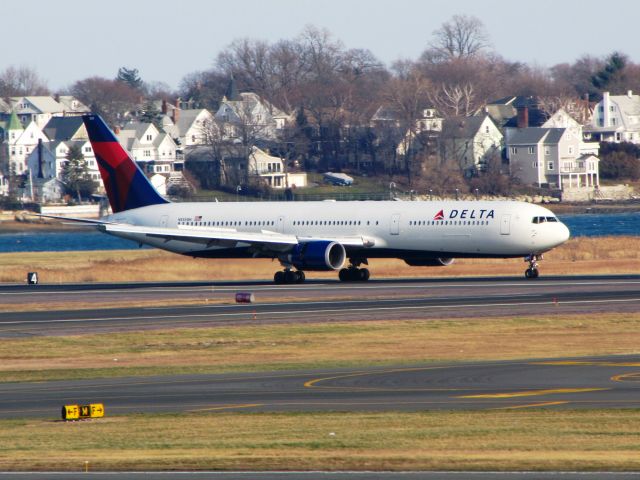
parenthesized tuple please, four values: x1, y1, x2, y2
(516, 105, 529, 128)
(172, 106, 180, 125)
(37, 138, 44, 179)
(161, 99, 168, 115)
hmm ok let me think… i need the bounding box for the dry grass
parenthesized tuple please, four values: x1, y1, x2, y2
(2, 410, 640, 471)
(1, 236, 640, 284)
(2, 313, 639, 382)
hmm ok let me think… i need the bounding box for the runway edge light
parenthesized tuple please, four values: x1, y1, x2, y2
(61, 403, 105, 421)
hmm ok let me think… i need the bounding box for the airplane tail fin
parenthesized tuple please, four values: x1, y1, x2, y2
(82, 114, 169, 213)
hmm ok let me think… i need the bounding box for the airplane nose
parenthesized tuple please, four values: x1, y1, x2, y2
(558, 222, 570, 244)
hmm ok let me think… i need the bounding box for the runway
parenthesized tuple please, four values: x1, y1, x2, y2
(1, 275, 640, 336)
(2, 355, 640, 419)
(1, 276, 640, 418)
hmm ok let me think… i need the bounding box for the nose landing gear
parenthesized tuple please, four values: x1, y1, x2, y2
(524, 254, 542, 279)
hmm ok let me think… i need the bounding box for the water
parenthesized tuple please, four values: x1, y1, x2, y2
(559, 212, 640, 238)
(0, 212, 638, 253)
(0, 230, 142, 253)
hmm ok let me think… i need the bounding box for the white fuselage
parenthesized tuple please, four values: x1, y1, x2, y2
(103, 200, 570, 261)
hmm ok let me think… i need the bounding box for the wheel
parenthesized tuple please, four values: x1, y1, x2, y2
(339, 268, 349, 282)
(284, 270, 297, 283)
(361, 268, 370, 281)
(531, 268, 539, 278)
(296, 271, 306, 283)
(274, 271, 285, 284)
(525, 268, 532, 278)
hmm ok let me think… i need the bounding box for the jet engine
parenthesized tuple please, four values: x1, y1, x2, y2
(404, 257, 455, 267)
(288, 241, 346, 271)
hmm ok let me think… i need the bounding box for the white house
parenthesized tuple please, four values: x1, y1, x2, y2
(162, 108, 213, 147)
(117, 122, 179, 174)
(2, 111, 49, 176)
(248, 146, 307, 189)
(215, 92, 291, 142)
(4, 96, 89, 129)
(507, 127, 599, 189)
(439, 115, 503, 174)
(26, 139, 100, 182)
(585, 90, 640, 143)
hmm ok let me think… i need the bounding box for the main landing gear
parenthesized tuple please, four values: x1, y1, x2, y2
(274, 269, 305, 284)
(339, 267, 370, 282)
(339, 258, 370, 282)
(524, 254, 542, 279)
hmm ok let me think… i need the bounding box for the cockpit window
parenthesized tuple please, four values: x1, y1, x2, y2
(532, 216, 558, 224)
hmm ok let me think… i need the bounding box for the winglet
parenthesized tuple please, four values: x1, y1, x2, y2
(82, 114, 169, 213)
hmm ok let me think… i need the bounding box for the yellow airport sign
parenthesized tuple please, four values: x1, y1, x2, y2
(61, 403, 105, 421)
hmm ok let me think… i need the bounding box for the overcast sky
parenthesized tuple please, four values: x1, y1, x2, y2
(4, 0, 639, 91)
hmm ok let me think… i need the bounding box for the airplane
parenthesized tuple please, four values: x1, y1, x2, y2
(52, 114, 571, 284)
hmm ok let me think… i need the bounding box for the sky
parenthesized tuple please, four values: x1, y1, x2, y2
(4, 0, 640, 92)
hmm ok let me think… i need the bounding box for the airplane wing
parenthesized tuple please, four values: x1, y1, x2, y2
(34, 214, 113, 225)
(100, 223, 372, 253)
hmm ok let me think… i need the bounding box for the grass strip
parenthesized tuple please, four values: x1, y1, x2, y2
(2, 313, 640, 382)
(1, 236, 640, 284)
(2, 410, 640, 471)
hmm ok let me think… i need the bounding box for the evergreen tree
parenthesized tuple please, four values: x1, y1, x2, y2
(61, 144, 96, 202)
(591, 52, 627, 92)
(116, 67, 144, 91)
(140, 99, 163, 128)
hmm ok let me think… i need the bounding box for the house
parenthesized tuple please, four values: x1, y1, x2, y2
(439, 115, 503, 174)
(371, 105, 443, 132)
(42, 116, 87, 142)
(117, 122, 180, 174)
(1, 110, 49, 176)
(1, 96, 89, 129)
(162, 108, 213, 148)
(585, 90, 640, 143)
(26, 139, 100, 184)
(248, 146, 307, 189)
(214, 79, 291, 142)
(507, 127, 599, 189)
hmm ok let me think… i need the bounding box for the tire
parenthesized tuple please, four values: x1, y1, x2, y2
(274, 271, 285, 284)
(531, 268, 539, 278)
(284, 270, 297, 284)
(339, 268, 349, 282)
(296, 271, 306, 283)
(361, 268, 370, 281)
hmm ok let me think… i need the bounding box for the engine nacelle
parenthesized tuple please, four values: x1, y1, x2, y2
(404, 257, 455, 267)
(289, 241, 346, 271)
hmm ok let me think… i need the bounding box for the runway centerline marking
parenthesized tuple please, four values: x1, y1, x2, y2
(457, 388, 608, 399)
(611, 372, 640, 382)
(187, 403, 262, 412)
(2, 297, 640, 327)
(493, 401, 569, 410)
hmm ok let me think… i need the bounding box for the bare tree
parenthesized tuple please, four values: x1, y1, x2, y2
(429, 82, 476, 117)
(422, 15, 490, 63)
(0, 66, 49, 97)
(70, 77, 139, 125)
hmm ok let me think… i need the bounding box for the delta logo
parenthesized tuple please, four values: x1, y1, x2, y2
(433, 209, 495, 220)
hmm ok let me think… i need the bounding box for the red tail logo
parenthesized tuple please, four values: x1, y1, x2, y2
(433, 210, 444, 220)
